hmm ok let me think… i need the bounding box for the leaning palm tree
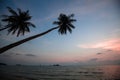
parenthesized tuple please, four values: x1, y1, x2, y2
(0, 7, 76, 54)
(0, 7, 35, 36)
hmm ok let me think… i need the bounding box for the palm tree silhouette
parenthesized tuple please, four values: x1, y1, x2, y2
(53, 14, 76, 34)
(0, 7, 76, 54)
(0, 7, 35, 37)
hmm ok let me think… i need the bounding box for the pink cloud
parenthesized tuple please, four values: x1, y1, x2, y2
(78, 38, 120, 51)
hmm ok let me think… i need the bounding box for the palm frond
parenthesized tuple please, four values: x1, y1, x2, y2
(69, 19, 76, 22)
(17, 8, 22, 15)
(68, 14, 74, 18)
(26, 22, 36, 28)
(7, 7, 18, 16)
(67, 25, 72, 33)
(1, 15, 9, 18)
(68, 23, 75, 29)
(53, 21, 60, 25)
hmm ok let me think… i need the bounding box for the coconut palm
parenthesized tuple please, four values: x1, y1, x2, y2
(53, 13, 76, 34)
(0, 7, 76, 54)
(0, 7, 35, 37)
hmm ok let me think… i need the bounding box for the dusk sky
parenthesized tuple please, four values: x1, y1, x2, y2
(0, 0, 120, 65)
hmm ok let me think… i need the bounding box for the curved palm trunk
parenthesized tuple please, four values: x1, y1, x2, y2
(0, 27, 59, 54)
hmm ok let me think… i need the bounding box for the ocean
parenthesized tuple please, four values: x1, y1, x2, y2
(0, 65, 120, 80)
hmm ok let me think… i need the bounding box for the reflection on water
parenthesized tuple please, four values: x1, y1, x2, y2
(101, 65, 120, 80)
(0, 65, 120, 80)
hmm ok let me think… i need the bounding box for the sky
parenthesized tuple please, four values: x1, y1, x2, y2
(0, 0, 120, 65)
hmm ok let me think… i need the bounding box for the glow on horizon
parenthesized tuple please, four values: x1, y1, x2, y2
(78, 38, 120, 52)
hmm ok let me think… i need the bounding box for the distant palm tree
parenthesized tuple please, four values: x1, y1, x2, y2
(0, 7, 35, 37)
(0, 7, 76, 54)
(53, 13, 76, 34)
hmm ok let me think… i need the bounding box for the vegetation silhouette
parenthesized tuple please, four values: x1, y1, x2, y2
(0, 63, 7, 66)
(0, 7, 76, 54)
(0, 7, 35, 36)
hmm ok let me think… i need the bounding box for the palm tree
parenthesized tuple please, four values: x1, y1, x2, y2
(0, 7, 35, 37)
(53, 13, 76, 34)
(0, 7, 76, 54)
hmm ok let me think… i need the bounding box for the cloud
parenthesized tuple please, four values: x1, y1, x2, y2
(15, 53, 21, 55)
(0, 54, 11, 57)
(97, 53, 103, 55)
(89, 58, 98, 62)
(78, 38, 120, 51)
(25, 54, 36, 57)
(106, 49, 113, 52)
(0, 52, 22, 57)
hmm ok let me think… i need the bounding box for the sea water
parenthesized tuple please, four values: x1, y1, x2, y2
(0, 65, 120, 80)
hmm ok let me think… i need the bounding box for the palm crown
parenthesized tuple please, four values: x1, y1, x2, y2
(53, 13, 76, 34)
(2, 7, 35, 37)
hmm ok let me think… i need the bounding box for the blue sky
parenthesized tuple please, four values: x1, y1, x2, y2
(0, 0, 120, 65)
